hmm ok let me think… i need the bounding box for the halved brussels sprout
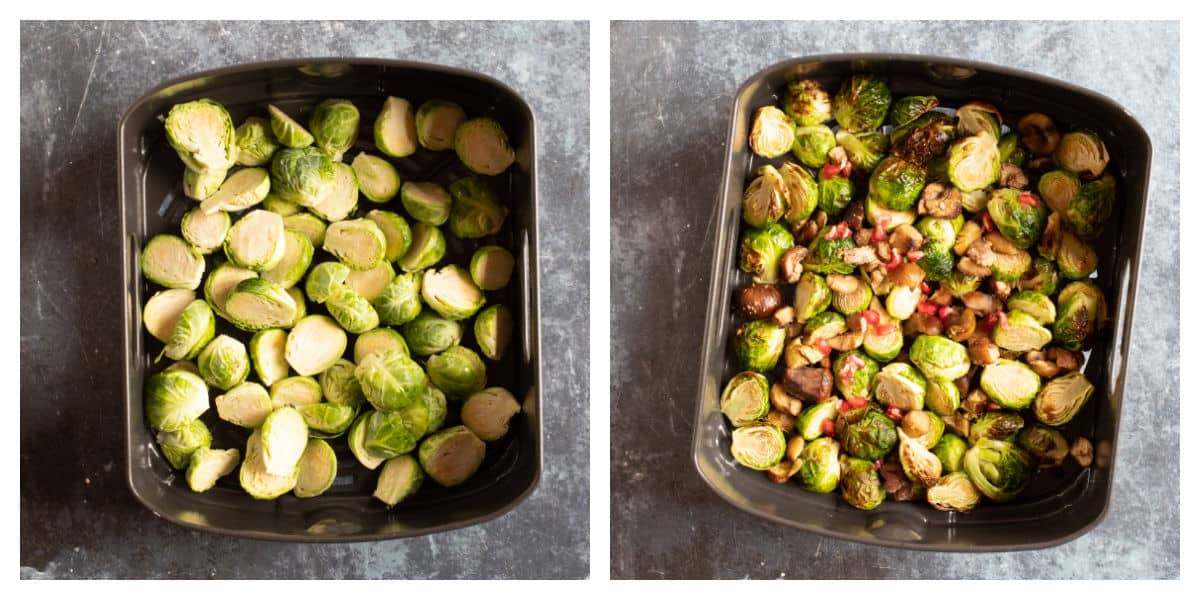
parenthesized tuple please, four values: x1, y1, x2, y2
(263, 193, 300, 217)
(836, 130, 888, 174)
(186, 447, 240, 493)
(143, 289, 196, 343)
(419, 426, 487, 487)
(720, 371, 770, 427)
(374, 454, 424, 506)
(898, 429, 942, 487)
(239, 429, 299, 499)
(733, 319, 786, 373)
(215, 381, 272, 428)
(804, 312, 846, 345)
(183, 168, 227, 201)
(728, 423, 786, 471)
(325, 287, 380, 334)
(271, 146, 335, 208)
(956, 101, 1002, 140)
(991, 310, 1052, 352)
(161, 299, 216, 361)
(422, 265, 486, 320)
(1057, 229, 1099, 280)
(344, 260, 395, 303)
(833, 76, 891, 133)
(739, 223, 795, 284)
(836, 405, 897, 461)
(266, 104, 313, 149)
(259, 230, 313, 290)
(832, 349, 879, 399)
(748, 106, 795, 158)
(402, 310, 464, 356)
(924, 378, 961, 417)
(804, 227, 856, 275)
(223, 278, 296, 331)
(455, 117, 516, 175)
(839, 456, 885, 510)
(980, 359, 1041, 410)
(930, 433, 967, 473)
(779, 162, 818, 224)
(926, 471, 980, 512)
(261, 406, 310, 479)
(142, 234, 206, 290)
(1018, 424, 1070, 468)
(235, 116, 280, 167)
(998, 132, 1029, 167)
(1054, 130, 1109, 179)
(197, 334, 249, 391)
(1007, 291, 1055, 324)
(354, 328, 409, 365)
(1037, 169, 1081, 216)
(792, 125, 836, 168)
(355, 349, 427, 411)
(947, 131, 1001, 192)
(783, 79, 832, 126)
(284, 315, 347, 376)
(990, 249, 1032, 283)
(919, 244, 955, 282)
(873, 363, 927, 411)
(742, 165, 787, 228)
(145, 369, 209, 432)
(286, 287, 307, 327)
(348, 411, 388, 470)
(963, 439, 1034, 502)
(308, 99, 359, 161)
(156, 419, 211, 470)
(901, 410, 944, 449)
(909, 335, 970, 382)
(793, 272, 832, 323)
(323, 219, 387, 271)
(224, 209, 286, 272)
(475, 304, 513, 361)
(376, 272, 423, 326)
(320, 358, 366, 409)
(863, 319, 904, 362)
(425, 387, 449, 435)
(298, 403, 357, 438)
(1018, 257, 1060, 297)
(467, 246, 515, 292)
(869, 157, 925, 211)
(448, 177, 508, 239)
(1033, 371, 1094, 426)
(293, 438, 338, 498)
(180, 207, 231, 254)
(374, 96, 418, 158)
(1067, 173, 1115, 240)
(397, 223, 446, 273)
(817, 168, 855, 217)
(304, 261, 350, 304)
(416, 99, 467, 151)
(198, 167, 271, 214)
(283, 212, 328, 248)
(1053, 281, 1106, 350)
(798, 436, 841, 493)
(969, 411, 1024, 445)
(165, 99, 238, 173)
(398, 181, 452, 226)
(350, 152, 401, 204)
(797, 399, 839, 441)
(959, 189, 988, 213)
(987, 188, 1048, 250)
(865, 197, 917, 232)
(427, 346, 487, 398)
(308, 162, 358, 222)
(203, 262, 256, 320)
(269, 375, 323, 409)
(460, 387, 521, 442)
(890, 95, 938, 128)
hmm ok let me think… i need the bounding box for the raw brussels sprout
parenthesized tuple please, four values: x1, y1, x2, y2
(779, 162, 818, 224)
(802, 310, 846, 341)
(1018, 257, 1060, 297)
(308, 162, 358, 222)
(783, 79, 832, 126)
(885, 285, 921, 321)
(865, 197, 917, 232)
(269, 375, 323, 409)
(364, 408, 419, 458)
(418, 426, 487, 487)
(474, 305, 513, 361)
(285, 315, 347, 376)
(832, 349, 880, 399)
(324, 219, 387, 271)
(909, 335, 970, 382)
(298, 403, 357, 438)
(203, 262, 256, 320)
(283, 212, 328, 248)
(1037, 169, 1082, 215)
(742, 165, 787, 227)
(224, 209, 285, 271)
(293, 438, 338, 498)
(461, 387, 521, 442)
(183, 168, 226, 201)
(416, 99, 467, 151)
(980, 359, 1041, 410)
(186, 447, 240, 493)
(263, 193, 301, 216)
(286, 287, 307, 327)
(305, 261, 350, 304)
(156, 419, 212, 470)
(872, 363, 927, 411)
(196, 334, 249, 391)
(947, 131, 1001, 192)
(930, 433, 967, 473)
(162, 299, 216, 361)
(1018, 424, 1070, 468)
(418, 386, 448, 436)
(143, 289, 196, 343)
(831, 279, 873, 315)
(797, 399, 839, 441)
(924, 378, 961, 417)
(325, 287, 380, 334)
(353, 328, 409, 364)
(260, 230, 314, 290)
(868, 156, 925, 211)
(234, 116, 280, 167)
(963, 439, 1034, 502)
(142, 234, 206, 290)
(398, 222, 447, 272)
(733, 319, 787, 373)
(270, 146, 335, 207)
(351, 152, 401, 203)
(145, 369, 209, 432)
(987, 188, 1049, 249)
(422, 265, 486, 320)
(729, 423, 787, 471)
(348, 411, 388, 470)
(969, 411, 1024, 445)
(793, 272, 832, 322)
(320, 358, 366, 409)
(308, 99, 359, 161)
(400, 181, 452, 226)
(720, 371, 771, 427)
(1007, 291, 1056, 324)
(363, 210, 413, 265)
(836, 130, 888, 174)
(804, 227, 855, 275)
(839, 456, 885, 510)
(901, 410, 944, 449)
(1033, 371, 1094, 426)
(739, 223, 794, 283)
(926, 471, 980, 512)
(224, 278, 296, 331)
(1053, 130, 1109, 179)
(261, 405, 310, 476)
(374, 96, 419, 158)
(817, 167, 855, 217)
(833, 76, 891, 133)
(835, 405, 897, 461)
(889, 95, 938, 128)
(898, 429, 942, 487)
(215, 381, 272, 428)
(455, 117, 516, 175)
(180, 207, 231, 255)
(863, 319, 903, 362)
(375, 272, 423, 326)
(448, 177, 508, 239)
(992, 310, 1053, 352)
(355, 349, 427, 411)
(164, 99, 238, 173)
(198, 167, 271, 214)
(402, 310, 464, 356)
(748, 106, 795, 158)
(267, 104, 314, 148)
(798, 436, 841, 493)
(1053, 281, 1106, 351)
(239, 429, 299, 499)
(344, 260, 396, 303)
(1066, 174, 1115, 241)
(374, 454, 424, 506)
(469, 246, 515, 291)
(427, 346, 487, 398)
(955, 101, 1002, 140)
(791, 125, 836, 168)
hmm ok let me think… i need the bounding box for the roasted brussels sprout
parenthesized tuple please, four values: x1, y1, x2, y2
(969, 411, 1024, 445)
(963, 439, 1034, 502)
(863, 320, 904, 362)
(798, 437, 841, 493)
(868, 157, 925, 211)
(729, 423, 786, 471)
(947, 131, 1001, 192)
(817, 167, 855, 217)
(1018, 257, 1059, 296)
(831, 277, 873, 315)
(833, 76, 891, 133)
(778, 163, 818, 224)
(1067, 173, 1116, 240)
(991, 310, 1052, 352)
(926, 471, 980, 512)
(986, 188, 1049, 249)
(1038, 169, 1081, 216)
(793, 271, 832, 322)
(836, 405, 897, 461)
(308, 99, 359, 161)
(908, 335, 970, 382)
(832, 349, 880, 400)
(873, 363, 927, 411)
(1053, 281, 1106, 350)
(980, 359, 1041, 410)
(749, 106, 795, 158)
(900, 410, 944, 449)
(739, 223, 795, 284)
(803, 226, 855, 275)
(742, 165, 788, 228)
(165, 99, 239, 173)
(1054, 130, 1109, 178)
(898, 429, 942, 487)
(890, 95, 938, 128)
(955, 101, 1002, 140)
(836, 130, 888, 174)
(998, 132, 1028, 167)
(839, 456, 885, 510)
(733, 319, 787, 373)
(892, 112, 955, 166)
(792, 125, 836, 169)
(1033, 371, 1094, 426)
(720, 371, 770, 427)
(1007, 291, 1056, 324)
(1017, 424, 1070, 468)
(783, 79, 833, 126)
(930, 433, 967, 473)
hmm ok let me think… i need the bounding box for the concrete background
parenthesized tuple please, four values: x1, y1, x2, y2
(609, 20, 1179, 579)
(20, 20, 590, 579)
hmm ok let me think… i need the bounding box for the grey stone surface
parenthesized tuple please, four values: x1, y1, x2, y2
(20, 21, 589, 579)
(610, 21, 1178, 579)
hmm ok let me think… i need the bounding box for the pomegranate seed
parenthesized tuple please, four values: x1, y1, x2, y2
(874, 324, 896, 336)
(847, 354, 866, 369)
(982, 212, 995, 232)
(824, 227, 839, 240)
(938, 305, 954, 320)
(839, 363, 856, 382)
(1019, 192, 1040, 207)
(821, 418, 836, 437)
(885, 252, 903, 271)
(907, 250, 925, 262)
(987, 402, 1002, 412)
(837, 399, 851, 413)
(846, 396, 868, 409)
(871, 225, 887, 242)
(920, 281, 931, 294)
(878, 214, 892, 228)
(814, 338, 832, 356)
(822, 163, 840, 179)
(885, 406, 903, 421)
(863, 310, 881, 326)
(997, 311, 1009, 328)
(917, 301, 938, 315)
(840, 163, 853, 178)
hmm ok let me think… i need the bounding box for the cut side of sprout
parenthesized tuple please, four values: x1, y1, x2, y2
(397, 222, 446, 272)
(224, 210, 286, 271)
(215, 382, 273, 428)
(474, 305, 513, 361)
(418, 426, 486, 487)
(261, 406, 309, 476)
(186, 448, 240, 493)
(461, 387, 521, 442)
(416, 99, 466, 151)
(400, 181, 452, 226)
(283, 213, 327, 248)
(348, 411, 388, 470)
(293, 439, 337, 498)
(180, 207, 231, 254)
(143, 289, 196, 343)
(309, 162, 358, 222)
(223, 278, 297, 331)
(354, 328, 409, 364)
(239, 429, 299, 499)
(204, 262, 257, 319)
(344, 260, 395, 302)
(374, 454, 424, 506)
(270, 375, 323, 409)
(351, 152, 401, 203)
(198, 167, 271, 214)
(470, 246, 515, 291)
(162, 299, 215, 361)
(268, 104, 314, 148)
(142, 234, 206, 290)
(285, 315, 348, 376)
(183, 168, 227, 201)
(374, 96, 419, 158)
(323, 219, 387, 271)
(365, 210, 412, 262)
(261, 230, 314, 289)
(455, 117, 516, 175)
(421, 265, 485, 320)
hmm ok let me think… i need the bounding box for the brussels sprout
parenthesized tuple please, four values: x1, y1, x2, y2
(1053, 281, 1106, 350)
(926, 471, 980, 512)
(308, 162, 358, 222)
(164, 99, 238, 173)
(1066, 174, 1115, 240)
(283, 212, 328, 248)
(144, 369, 209, 432)
(918, 244, 955, 282)
(947, 131, 1001, 192)
(892, 113, 956, 166)
(350, 152, 401, 204)
(234, 116, 280, 167)
(186, 447, 240, 493)
(306, 99, 359, 161)
(969, 411, 1023, 445)
(863, 319, 903, 362)
(198, 167, 271, 214)
(865, 197, 917, 232)
(963, 439, 1033, 502)
(908, 335, 970, 382)
(156, 419, 211, 470)
(791, 125, 836, 168)
(455, 117, 516, 175)
(956, 101, 1002, 140)
(817, 168, 855, 217)
(868, 157, 925, 211)
(779, 162, 819, 224)
(739, 223, 794, 284)
(460, 387, 521, 442)
(286, 287, 308, 327)
(987, 188, 1049, 250)
(183, 168, 227, 201)
(255, 230, 313, 291)
(269, 375, 323, 409)
(374, 96, 419, 158)
(421, 265, 486, 320)
(284, 315, 347, 376)
(375, 272, 423, 326)
(419, 425, 487, 486)
(448, 177, 508, 239)
(143, 289, 196, 344)
(1017, 424, 1070, 468)
(836, 405, 897, 461)
(782, 79, 832, 126)
(261, 405, 310, 476)
(162, 299, 216, 361)
(293, 438, 337, 498)
(223, 210, 285, 272)
(316, 359, 364, 409)
(898, 429, 942, 487)
(804, 227, 855, 275)
(1037, 169, 1082, 216)
(203, 262, 256, 320)
(1018, 257, 1060, 296)
(270, 147, 335, 207)
(465, 246, 515, 293)
(142, 234, 205, 290)
(1007, 291, 1055, 325)
(748, 106, 795, 158)
(348, 411, 388, 470)
(214, 381, 272, 428)
(832, 350, 879, 399)
(930, 433, 967, 473)
(980, 359, 1041, 410)
(802, 311, 847, 343)
(196, 335, 249, 391)
(873, 363, 927, 411)
(428, 346, 487, 398)
(355, 349, 427, 411)
(733, 319, 786, 373)
(836, 130, 888, 174)
(391, 386, 439, 440)
(839, 456, 886, 510)
(833, 76, 891, 133)
(1057, 233, 1098, 283)
(265, 104, 313, 149)
(344, 260, 395, 303)
(416, 99, 467, 151)
(393, 183, 452, 229)
(374, 454, 424, 506)
(798, 436, 841, 493)
(180, 207, 231, 255)
(397, 223, 447, 272)
(792, 272, 831, 323)
(890, 96, 938, 128)
(742, 165, 787, 228)
(323, 219, 387, 271)
(223, 278, 296, 331)
(402, 310, 464, 356)
(943, 271, 981, 298)
(1054, 130, 1109, 178)
(298, 403, 357, 438)
(425, 386, 449, 433)
(885, 285, 921, 321)
(797, 399, 840, 441)
(723, 423, 785, 472)
(239, 429, 299, 499)
(303, 262, 349, 305)
(719, 371, 770, 427)
(916, 216, 958, 250)
(353, 328, 408, 365)
(992, 310, 1053, 353)
(901, 410, 944, 449)
(924, 378, 961, 417)
(475, 305, 513, 361)
(1033, 371, 1094, 426)
(832, 280, 873, 315)
(325, 287, 380, 334)
(263, 193, 301, 217)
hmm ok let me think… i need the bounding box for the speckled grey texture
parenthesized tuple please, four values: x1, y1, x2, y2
(21, 21, 589, 579)
(610, 21, 1178, 579)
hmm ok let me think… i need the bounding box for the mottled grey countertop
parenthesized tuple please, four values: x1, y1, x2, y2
(610, 21, 1178, 579)
(20, 21, 589, 579)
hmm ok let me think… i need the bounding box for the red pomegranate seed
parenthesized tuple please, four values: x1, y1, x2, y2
(837, 399, 851, 413)
(874, 324, 896, 336)
(907, 249, 925, 262)
(840, 163, 853, 178)
(846, 354, 866, 369)
(846, 396, 868, 409)
(938, 305, 954, 320)
(863, 310, 881, 326)
(987, 402, 1002, 412)
(885, 406, 903, 421)
(878, 214, 892, 228)
(982, 212, 995, 232)
(917, 301, 938, 315)
(824, 226, 839, 240)
(814, 338, 832, 356)
(997, 311, 1009, 328)
(1019, 192, 1040, 207)
(920, 281, 931, 294)
(823, 163, 840, 179)
(885, 252, 903, 271)
(839, 363, 856, 382)
(871, 225, 887, 242)
(821, 418, 836, 437)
